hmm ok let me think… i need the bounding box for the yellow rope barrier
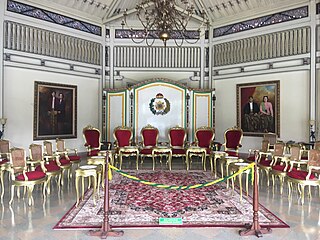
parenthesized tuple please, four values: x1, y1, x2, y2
(108, 162, 255, 190)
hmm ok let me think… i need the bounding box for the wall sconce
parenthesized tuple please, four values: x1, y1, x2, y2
(0, 118, 7, 139)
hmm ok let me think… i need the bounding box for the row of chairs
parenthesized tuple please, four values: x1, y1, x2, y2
(0, 139, 81, 206)
(83, 124, 244, 172)
(247, 139, 320, 204)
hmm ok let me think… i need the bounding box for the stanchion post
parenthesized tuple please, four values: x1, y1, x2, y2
(239, 154, 272, 237)
(88, 151, 124, 239)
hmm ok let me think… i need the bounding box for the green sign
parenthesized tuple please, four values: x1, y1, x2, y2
(159, 218, 183, 225)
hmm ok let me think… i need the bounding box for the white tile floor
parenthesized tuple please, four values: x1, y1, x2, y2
(1, 156, 320, 240)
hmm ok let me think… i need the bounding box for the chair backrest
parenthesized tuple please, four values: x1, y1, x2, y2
(224, 126, 243, 151)
(29, 144, 43, 162)
(168, 127, 186, 147)
(56, 138, 65, 152)
(290, 145, 301, 161)
(113, 126, 133, 147)
(308, 149, 320, 167)
(261, 139, 269, 152)
(195, 126, 215, 148)
(83, 125, 101, 149)
(141, 124, 159, 147)
(273, 142, 286, 157)
(43, 141, 54, 156)
(10, 147, 26, 174)
(263, 132, 277, 150)
(0, 139, 9, 154)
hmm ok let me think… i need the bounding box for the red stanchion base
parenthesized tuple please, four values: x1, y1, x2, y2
(239, 223, 272, 237)
(87, 229, 124, 239)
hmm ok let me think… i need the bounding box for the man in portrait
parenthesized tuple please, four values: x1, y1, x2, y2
(243, 96, 260, 132)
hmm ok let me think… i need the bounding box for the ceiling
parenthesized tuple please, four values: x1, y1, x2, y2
(23, 0, 308, 27)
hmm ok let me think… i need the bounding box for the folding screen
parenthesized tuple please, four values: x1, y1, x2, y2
(104, 79, 215, 143)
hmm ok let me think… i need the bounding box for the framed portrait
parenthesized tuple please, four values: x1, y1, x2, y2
(236, 80, 280, 137)
(34, 81, 77, 140)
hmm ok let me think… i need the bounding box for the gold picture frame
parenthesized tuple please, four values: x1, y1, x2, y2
(237, 80, 280, 137)
(34, 81, 77, 140)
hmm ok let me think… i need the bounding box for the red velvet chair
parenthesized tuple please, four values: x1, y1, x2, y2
(168, 126, 187, 165)
(258, 142, 286, 186)
(140, 125, 159, 165)
(56, 138, 81, 168)
(83, 125, 102, 156)
(43, 141, 71, 185)
(29, 143, 62, 194)
(9, 147, 47, 206)
(271, 144, 300, 194)
(113, 126, 139, 170)
(193, 126, 215, 171)
(222, 126, 243, 157)
(287, 149, 320, 204)
(0, 139, 10, 199)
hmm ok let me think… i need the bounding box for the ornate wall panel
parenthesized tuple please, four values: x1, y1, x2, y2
(4, 21, 102, 65)
(214, 27, 310, 67)
(133, 80, 187, 142)
(114, 46, 200, 68)
(105, 90, 128, 141)
(191, 91, 214, 139)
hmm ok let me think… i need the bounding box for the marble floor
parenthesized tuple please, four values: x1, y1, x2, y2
(0, 156, 320, 240)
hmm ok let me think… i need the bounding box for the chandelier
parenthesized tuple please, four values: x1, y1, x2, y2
(121, 0, 209, 47)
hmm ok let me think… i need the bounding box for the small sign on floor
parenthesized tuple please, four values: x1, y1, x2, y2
(159, 217, 183, 225)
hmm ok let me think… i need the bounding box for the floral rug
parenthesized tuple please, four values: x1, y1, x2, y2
(54, 170, 289, 229)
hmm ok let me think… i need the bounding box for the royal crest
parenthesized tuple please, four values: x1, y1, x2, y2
(149, 93, 170, 115)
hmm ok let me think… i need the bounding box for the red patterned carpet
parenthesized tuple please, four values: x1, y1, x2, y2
(54, 170, 289, 229)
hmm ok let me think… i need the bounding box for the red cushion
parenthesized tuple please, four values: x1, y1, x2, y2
(140, 148, 153, 155)
(169, 129, 185, 147)
(226, 151, 238, 157)
(88, 149, 100, 156)
(68, 155, 81, 161)
(196, 130, 214, 148)
(84, 129, 100, 148)
(288, 170, 317, 180)
(225, 130, 242, 149)
(172, 148, 186, 155)
(247, 156, 255, 162)
(36, 163, 60, 172)
(16, 171, 46, 181)
(142, 129, 158, 146)
(259, 158, 272, 167)
(272, 164, 286, 172)
(59, 158, 71, 166)
(115, 129, 132, 147)
(0, 159, 9, 165)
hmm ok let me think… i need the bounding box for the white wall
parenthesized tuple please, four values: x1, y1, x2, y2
(3, 66, 100, 152)
(214, 70, 310, 152)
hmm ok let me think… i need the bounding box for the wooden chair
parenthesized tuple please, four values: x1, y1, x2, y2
(140, 125, 159, 167)
(9, 147, 47, 206)
(168, 126, 187, 167)
(83, 125, 102, 156)
(287, 149, 320, 204)
(56, 138, 81, 169)
(113, 126, 139, 170)
(29, 144, 61, 194)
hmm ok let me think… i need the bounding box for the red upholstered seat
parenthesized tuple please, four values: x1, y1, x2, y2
(196, 129, 214, 149)
(83, 125, 102, 156)
(16, 171, 46, 181)
(225, 151, 239, 157)
(272, 164, 286, 171)
(259, 158, 272, 167)
(140, 148, 153, 155)
(287, 170, 317, 180)
(59, 158, 71, 166)
(0, 159, 9, 165)
(36, 163, 60, 172)
(224, 128, 243, 151)
(172, 148, 186, 155)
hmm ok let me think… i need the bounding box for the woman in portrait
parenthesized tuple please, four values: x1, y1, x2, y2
(260, 95, 274, 132)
